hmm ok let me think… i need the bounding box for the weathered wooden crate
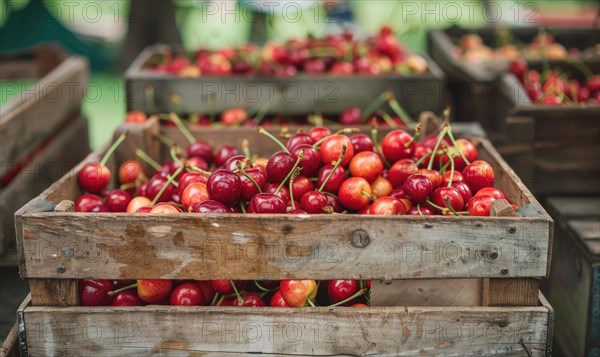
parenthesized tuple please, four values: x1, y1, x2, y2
(543, 197, 599, 357)
(14, 118, 554, 355)
(125, 44, 447, 118)
(1, 322, 18, 357)
(0, 46, 90, 265)
(495, 74, 600, 197)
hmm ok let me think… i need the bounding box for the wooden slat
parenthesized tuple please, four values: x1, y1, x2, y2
(1, 322, 18, 357)
(20, 300, 551, 356)
(1, 116, 89, 261)
(27, 199, 78, 306)
(546, 197, 600, 219)
(371, 278, 482, 306)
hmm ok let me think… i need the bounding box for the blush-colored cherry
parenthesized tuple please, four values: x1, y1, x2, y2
(338, 177, 373, 211)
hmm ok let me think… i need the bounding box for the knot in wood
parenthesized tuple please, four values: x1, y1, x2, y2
(350, 230, 370, 248)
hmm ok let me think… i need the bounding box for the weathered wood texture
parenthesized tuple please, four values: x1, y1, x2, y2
(17, 293, 553, 356)
(14, 119, 552, 284)
(1, 116, 90, 264)
(545, 196, 599, 357)
(1, 322, 18, 357)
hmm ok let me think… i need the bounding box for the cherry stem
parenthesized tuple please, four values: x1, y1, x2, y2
(444, 196, 459, 216)
(258, 127, 289, 154)
(215, 295, 225, 306)
(360, 190, 376, 202)
(404, 124, 421, 148)
(446, 129, 471, 166)
(327, 288, 367, 307)
(170, 113, 196, 145)
(361, 90, 392, 122)
(370, 125, 391, 168)
(318, 145, 346, 192)
(120, 182, 138, 190)
(229, 280, 244, 306)
(254, 94, 282, 126)
(312, 128, 360, 149)
(107, 283, 137, 296)
(170, 93, 182, 114)
(414, 151, 433, 167)
(446, 153, 455, 187)
(241, 139, 251, 158)
(427, 127, 448, 170)
(151, 164, 184, 205)
(145, 85, 155, 114)
(210, 292, 220, 306)
(239, 201, 247, 213)
(187, 163, 211, 177)
(377, 110, 398, 128)
(289, 168, 301, 210)
(275, 150, 305, 195)
(306, 298, 316, 307)
(170, 145, 184, 165)
(425, 199, 447, 212)
(100, 133, 127, 167)
(135, 149, 162, 171)
(417, 204, 424, 216)
(237, 162, 262, 193)
(307, 114, 324, 127)
(388, 97, 415, 125)
(254, 281, 277, 293)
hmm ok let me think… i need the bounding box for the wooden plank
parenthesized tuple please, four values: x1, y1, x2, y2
(1, 322, 18, 357)
(546, 197, 600, 220)
(20, 300, 551, 356)
(569, 220, 600, 258)
(0, 55, 87, 172)
(1, 116, 89, 262)
(370, 279, 482, 306)
(27, 199, 78, 306)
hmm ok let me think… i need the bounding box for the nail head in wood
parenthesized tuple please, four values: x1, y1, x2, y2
(501, 269, 508, 275)
(350, 230, 370, 248)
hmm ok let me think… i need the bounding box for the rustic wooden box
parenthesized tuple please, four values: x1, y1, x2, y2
(544, 197, 599, 357)
(0, 46, 90, 265)
(14, 118, 554, 355)
(1, 322, 18, 357)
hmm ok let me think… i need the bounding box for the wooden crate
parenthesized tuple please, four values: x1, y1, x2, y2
(1, 322, 18, 357)
(544, 197, 599, 357)
(0, 45, 90, 264)
(495, 74, 600, 197)
(14, 118, 554, 355)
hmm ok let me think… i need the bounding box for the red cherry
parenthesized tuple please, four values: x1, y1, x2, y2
(467, 195, 497, 216)
(308, 127, 332, 143)
(118, 160, 145, 185)
(137, 280, 173, 304)
(430, 187, 464, 212)
(181, 182, 210, 210)
(269, 290, 291, 307)
(292, 144, 320, 178)
(178, 172, 208, 195)
(191, 200, 229, 213)
(320, 135, 354, 166)
(210, 280, 247, 295)
(339, 177, 373, 211)
(387, 159, 418, 188)
(286, 133, 314, 152)
(369, 196, 405, 215)
(170, 283, 204, 306)
(145, 173, 177, 203)
(462, 160, 495, 192)
(402, 174, 433, 203)
(207, 169, 241, 206)
(291, 176, 315, 201)
(475, 187, 506, 200)
(327, 280, 360, 306)
(265, 184, 290, 202)
(79, 279, 112, 306)
(442, 171, 463, 186)
(417, 169, 443, 189)
(75, 194, 103, 212)
(350, 134, 374, 153)
(381, 130, 414, 164)
(111, 290, 144, 306)
(220, 108, 248, 126)
(194, 281, 215, 305)
(215, 145, 239, 167)
(238, 168, 267, 202)
(248, 193, 287, 213)
(79, 163, 111, 193)
(451, 181, 473, 203)
(266, 152, 296, 184)
(300, 190, 329, 214)
(316, 164, 346, 194)
(407, 205, 435, 215)
(339, 107, 361, 125)
(232, 292, 266, 307)
(349, 151, 383, 183)
(187, 141, 214, 163)
(104, 189, 132, 212)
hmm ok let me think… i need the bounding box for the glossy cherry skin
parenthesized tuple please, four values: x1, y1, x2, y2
(137, 280, 173, 304)
(371, 176, 393, 198)
(316, 164, 346, 194)
(232, 292, 267, 307)
(350, 134, 374, 154)
(178, 172, 208, 195)
(387, 159, 418, 188)
(215, 145, 239, 168)
(431, 187, 465, 212)
(280, 280, 318, 307)
(194, 281, 215, 305)
(308, 126, 332, 143)
(319, 135, 354, 166)
(269, 290, 291, 307)
(402, 174, 433, 203)
(191, 200, 229, 213)
(349, 151, 384, 183)
(442, 171, 463, 186)
(79, 163, 111, 193)
(145, 173, 176, 203)
(286, 133, 314, 151)
(300, 191, 329, 214)
(220, 108, 248, 126)
(207, 169, 241, 206)
(187, 141, 214, 164)
(181, 182, 210, 210)
(339, 177, 373, 211)
(104, 189, 132, 212)
(407, 205, 435, 215)
(291, 176, 315, 202)
(475, 187, 506, 200)
(79, 279, 112, 306)
(369, 196, 405, 215)
(451, 181, 473, 203)
(292, 144, 320, 178)
(210, 280, 247, 295)
(327, 280, 360, 306)
(119, 160, 145, 184)
(170, 283, 204, 306)
(467, 195, 497, 216)
(417, 169, 443, 189)
(75, 194, 103, 212)
(248, 193, 287, 213)
(381, 130, 414, 164)
(221, 155, 250, 172)
(149, 203, 182, 214)
(266, 152, 296, 184)
(239, 168, 268, 202)
(90, 204, 110, 212)
(135, 206, 153, 213)
(111, 290, 144, 306)
(339, 107, 361, 125)
(462, 160, 495, 193)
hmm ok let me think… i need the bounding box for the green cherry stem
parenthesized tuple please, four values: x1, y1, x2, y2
(135, 149, 162, 171)
(258, 127, 290, 154)
(150, 164, 184, 205)
(417, 204, 424, 216)
(318, 145, 346, 192)
(242, 139, 251, 158)
(275, 150, 305, 195)
(370, 125, 391, 168)
(108, 283, 137, 296)
(388, 96, 415, 125)
(306, 298, 316, 307)
(444, 196, 460, 216)
(254, 94, 282, 126)
(154, 134, 176, 148)
(327, 288, 367, 307)
(229, 280, 244, 306)
(170, 113, 196, 145)
(427, 127, 448, 170)
(239, 201, 247, 213)
(377, 110, 399, 128)
(187, 163, 211, 177)
(100, 133, 127, 166)
(145, 85, 156, 114)
(446, 128, 471, 166)
(425, 199, 448, 212)
(312, 128, 360, 149)
(446, 153, 455, 187)
(210, 292, 220, 306)
(289, 167, 301, 210)
(361, 90, 392, 122)
(237, 162, 262, 193)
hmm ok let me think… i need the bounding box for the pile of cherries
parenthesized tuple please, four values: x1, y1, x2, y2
(456, 32, 585, 63)
(510, 59, 600, 105)
(147, 27, 428, 77)
(79, 278, 370, 308)
(76, 114, 514, 218)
